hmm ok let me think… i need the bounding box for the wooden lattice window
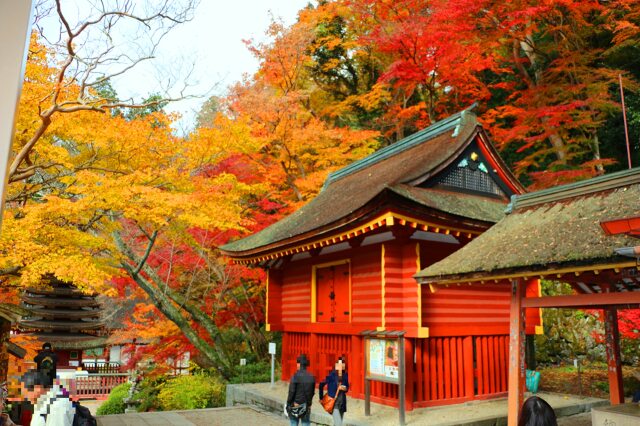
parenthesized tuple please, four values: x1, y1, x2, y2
(433, 158, 505, 197)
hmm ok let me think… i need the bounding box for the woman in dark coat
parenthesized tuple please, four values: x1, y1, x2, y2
(319, 356, 349, 426)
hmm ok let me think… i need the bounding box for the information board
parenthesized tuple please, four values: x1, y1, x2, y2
(365, 338, 399, 382)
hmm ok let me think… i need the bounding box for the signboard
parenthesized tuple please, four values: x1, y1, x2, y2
(365, 338, 399, 382)
(268, 342, 276, 355)
(362, 331, 406, 425)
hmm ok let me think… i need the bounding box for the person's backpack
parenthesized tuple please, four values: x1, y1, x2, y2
(72, 403, 97, 426)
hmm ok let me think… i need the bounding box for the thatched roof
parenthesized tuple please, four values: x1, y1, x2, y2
(415, 168, 640, 283)
(221, 105, 522, 260)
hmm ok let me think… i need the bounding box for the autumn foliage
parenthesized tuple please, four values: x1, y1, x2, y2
(3, 0, 640, 376)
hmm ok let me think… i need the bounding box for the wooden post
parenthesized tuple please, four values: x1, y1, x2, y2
(507, 278, 526, 426)
(309, 333, 318, 379)
(0, 319, 10, 382)
(404, 337, 414, 411)
(351, 335, 362, 397)
(604, 308, 624, 404)
(398, 335, 406, 426)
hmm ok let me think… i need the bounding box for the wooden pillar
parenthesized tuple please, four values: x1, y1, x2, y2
(0, 319, 10, 383)
(463, 336, 475, 398)
(507, 278, 526, 426)
(404, 338, 415, 411)
(525, 335, 536, 371)
(309, 333, 319, 379)
(604, 308, 624, 405)
(351, 335, 362, 397)
(281, 332, 289, 380)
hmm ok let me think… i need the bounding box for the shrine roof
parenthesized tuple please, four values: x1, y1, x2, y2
(415, 168, 640, 283)
(386, 185, 507, 223)
(221, 105, 522, 259)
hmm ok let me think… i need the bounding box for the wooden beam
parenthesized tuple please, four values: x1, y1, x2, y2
(604, 308, 624, 405)
(522, 291, 640, 308)
(507, 278, 526, 426)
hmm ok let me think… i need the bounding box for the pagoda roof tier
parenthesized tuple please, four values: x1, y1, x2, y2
(23, 307, 102, 320)
(22, 295, 100, 308)
(25, 286, 97, 297)
(416, 168, 640, 284)
(23, 332, 108, 350)
(20, 319, 105, 332)
(221, 105, 523, 263)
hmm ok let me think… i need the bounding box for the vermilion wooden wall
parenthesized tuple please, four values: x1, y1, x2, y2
(421, 283, 511, 336)
(273, 236, 518, 410)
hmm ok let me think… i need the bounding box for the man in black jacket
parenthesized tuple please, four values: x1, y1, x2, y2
(286, 354, 315, 426)
(34, 342, 57, 386)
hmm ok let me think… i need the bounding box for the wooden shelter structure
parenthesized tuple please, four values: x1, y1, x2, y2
(0, 303, 28, 382)
(221, 106, 542, 409)
(19, 279, 107, 368)
(415, 168, 640, 424)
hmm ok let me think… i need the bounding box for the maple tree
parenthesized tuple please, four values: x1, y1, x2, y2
(5, 0, 640, 379)
(2, 1, 269, 375)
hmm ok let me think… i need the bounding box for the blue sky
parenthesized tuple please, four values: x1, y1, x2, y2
(111, 1, 312, 132)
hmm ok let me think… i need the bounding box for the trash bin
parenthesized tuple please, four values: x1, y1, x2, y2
(526, 369, 540, 393)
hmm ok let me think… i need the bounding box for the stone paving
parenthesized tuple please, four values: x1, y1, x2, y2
(226, 381, 608, 425)
(93, 381, 608, 425)
(97, 405, 284, 426)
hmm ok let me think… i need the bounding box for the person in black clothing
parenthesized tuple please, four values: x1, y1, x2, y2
(286, 354, 315, 426)
(319, 356, 349, 426)
(34, 342, 57, 386)
(518, 396, 557, 426)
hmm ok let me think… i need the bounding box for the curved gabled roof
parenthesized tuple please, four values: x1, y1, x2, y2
(415, 168, 640, 283)
(221, 106, 522, 260)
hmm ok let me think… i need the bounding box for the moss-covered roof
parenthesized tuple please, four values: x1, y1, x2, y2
(416, 168, 640, 282)
(221, 106, 520, 258)
(387, 185, 507, 223)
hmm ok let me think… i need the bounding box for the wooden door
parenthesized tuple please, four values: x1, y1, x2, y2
(316, 266, 334, 323)
(316, 263, 350, 323)
(333, 263, 350, 323)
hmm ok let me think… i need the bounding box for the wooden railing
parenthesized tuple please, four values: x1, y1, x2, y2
(81, 362, 123, 374)
(70, 373, 129, 400)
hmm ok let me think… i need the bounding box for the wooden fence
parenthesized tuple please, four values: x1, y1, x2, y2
(70, 373, 129, 400)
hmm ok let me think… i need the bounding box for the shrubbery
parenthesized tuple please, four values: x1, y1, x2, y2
(96, 382, 131, 415)
(133, 376, 168, 412)
(157, 374, 225, 410)
(229, 360, 272, 384)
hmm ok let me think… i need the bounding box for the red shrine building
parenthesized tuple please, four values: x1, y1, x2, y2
(221, 107, 541, 409)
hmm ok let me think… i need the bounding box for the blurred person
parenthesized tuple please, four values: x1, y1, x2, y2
(518, 396, 557, 426)
(319, 356, 349, 426)
(0, 382, 16, 425)
(33, 343, 57, 386)
(286, 354, 315, 426)
(21, 370, 74, 426)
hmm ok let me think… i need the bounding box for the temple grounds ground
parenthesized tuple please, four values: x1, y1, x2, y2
(94, 391, 599, 426)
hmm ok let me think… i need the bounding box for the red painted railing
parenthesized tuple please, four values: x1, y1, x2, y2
(69, 374, 129, 400)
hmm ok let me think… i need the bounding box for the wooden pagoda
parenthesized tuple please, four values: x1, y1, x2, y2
(416, 168, 640, 424)
(19, 279, 107, 368)
(221, 106, 541, 409)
